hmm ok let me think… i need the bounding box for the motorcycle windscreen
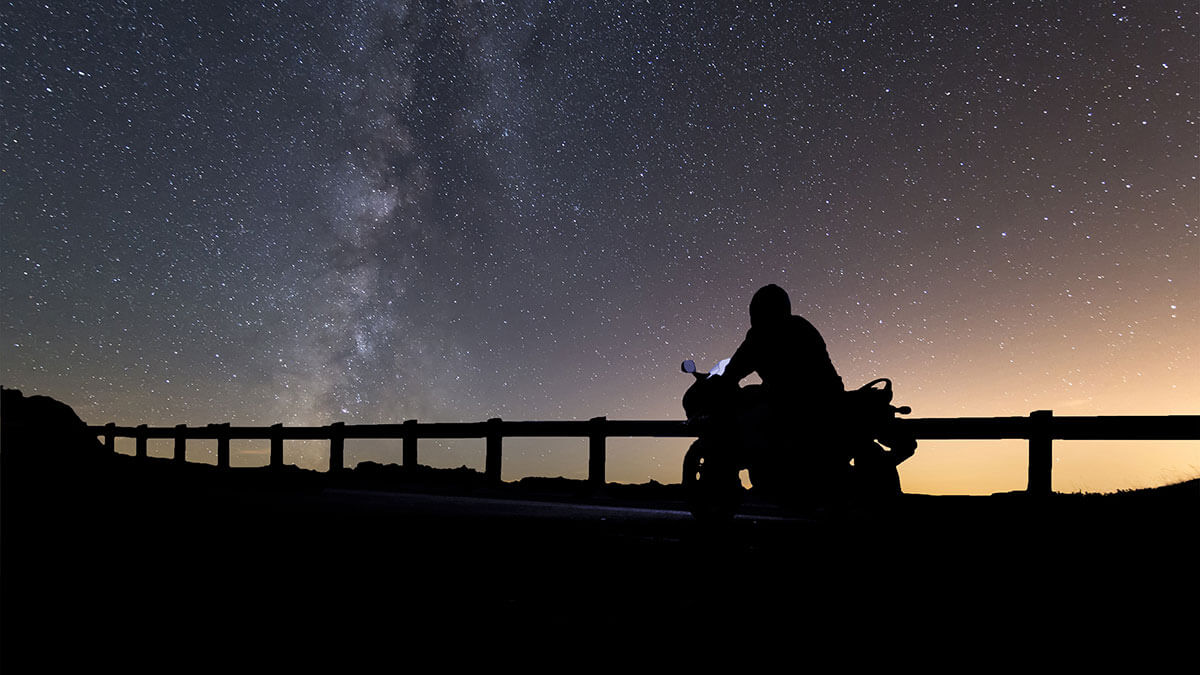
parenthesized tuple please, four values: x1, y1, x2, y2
(707, 358, 731, 378)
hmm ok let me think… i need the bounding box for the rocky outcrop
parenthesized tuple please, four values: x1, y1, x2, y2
(1, 386, 108, 468)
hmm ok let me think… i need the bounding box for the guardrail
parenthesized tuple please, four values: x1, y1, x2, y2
(89, 411, 1199, 495)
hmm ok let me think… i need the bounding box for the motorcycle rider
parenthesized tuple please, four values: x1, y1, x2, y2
(722, 284, 848, 501)
(725, 284, 844, 400)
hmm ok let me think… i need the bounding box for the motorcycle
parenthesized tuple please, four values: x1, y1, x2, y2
(680, 357, 917, 521)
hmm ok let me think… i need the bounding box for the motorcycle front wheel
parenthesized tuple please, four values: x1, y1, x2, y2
(682, 439, 743, 522)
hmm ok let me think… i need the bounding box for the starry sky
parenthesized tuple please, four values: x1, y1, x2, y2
(3, 1, 1197, 493)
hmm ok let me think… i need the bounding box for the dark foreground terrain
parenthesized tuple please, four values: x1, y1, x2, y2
(3, 451, 1197, 668)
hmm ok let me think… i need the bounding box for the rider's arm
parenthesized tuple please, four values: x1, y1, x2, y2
(723, 330, 756, 383)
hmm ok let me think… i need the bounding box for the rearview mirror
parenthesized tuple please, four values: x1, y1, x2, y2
(681, 359, 696, 374)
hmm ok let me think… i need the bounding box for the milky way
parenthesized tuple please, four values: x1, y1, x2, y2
(3, 2, 1197, 492)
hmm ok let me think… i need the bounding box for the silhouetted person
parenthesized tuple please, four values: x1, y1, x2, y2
(725, 284, 844, 402)
(724, 284, 847, 502)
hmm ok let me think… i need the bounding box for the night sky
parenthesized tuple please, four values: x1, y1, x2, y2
(3, 1, 1197, 493)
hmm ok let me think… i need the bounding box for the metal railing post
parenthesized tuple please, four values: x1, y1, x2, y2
(485, 418, 503, 484)
(588, 416, 607, 486)
(270, 423, 284, 468)
(174, 424, 187, 463)
(329, 422, 345, 472)
(402, 419, 418, 467)
(135, 424, 147, 459)
(104, 422, 116, 453)
(1028, 410, 1053, 496)
(214, 423, 230, 469)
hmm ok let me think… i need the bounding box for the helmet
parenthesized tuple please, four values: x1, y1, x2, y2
(749, 284, 791, 328)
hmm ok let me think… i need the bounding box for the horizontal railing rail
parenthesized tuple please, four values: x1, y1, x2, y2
(89, 412, 1200, 495)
